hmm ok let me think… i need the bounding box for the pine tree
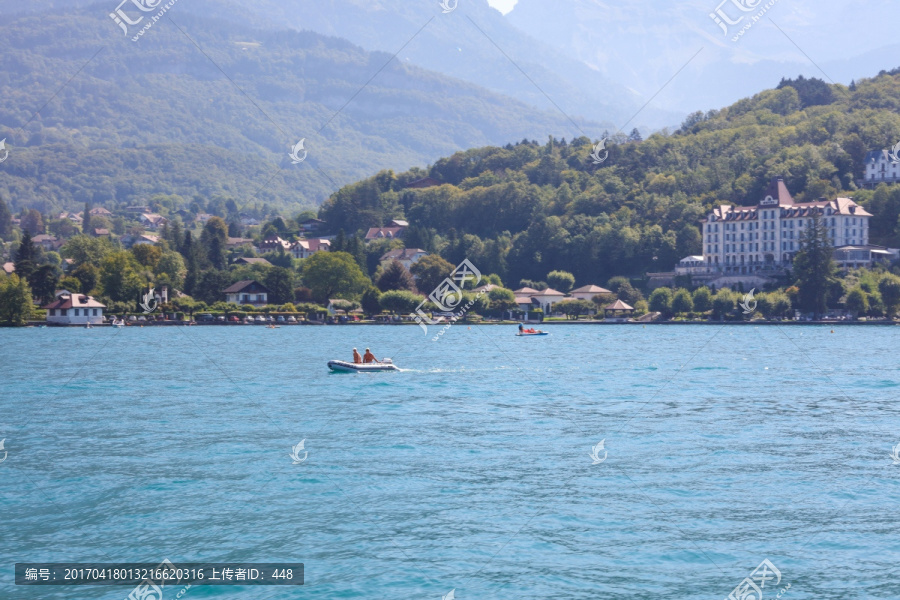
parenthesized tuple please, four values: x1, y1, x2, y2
(628, 128, 643, 142)
(14, 230, 37, 282)
(793, 212, 836, 318)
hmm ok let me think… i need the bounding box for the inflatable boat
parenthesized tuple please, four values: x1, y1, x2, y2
(516, 331, 549, 336)
(327, 359, 400, 373)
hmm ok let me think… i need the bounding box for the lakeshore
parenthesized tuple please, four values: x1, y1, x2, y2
(23, 318, 900, 327)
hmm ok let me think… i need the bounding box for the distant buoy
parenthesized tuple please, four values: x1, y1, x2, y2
(831, 329, 834, 333)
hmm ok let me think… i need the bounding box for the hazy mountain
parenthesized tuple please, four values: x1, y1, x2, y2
(180, 0, 682, 131)
(506, 0, 900, 114)
(0, 3, 603, 212)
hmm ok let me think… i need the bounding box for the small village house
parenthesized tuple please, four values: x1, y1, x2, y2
(365, 219, 408, 242)
(223, 280, 271, 307)
(291, 238, 331, 259)
(43, 292, 106, 325)
(529, 288, 566, 313)
(233, 257, 272, 267)
(139, 213, 169, 229)
(380, 248, 427, 269)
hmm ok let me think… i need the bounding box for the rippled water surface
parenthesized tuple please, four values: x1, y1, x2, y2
(2, 324, 899, 599)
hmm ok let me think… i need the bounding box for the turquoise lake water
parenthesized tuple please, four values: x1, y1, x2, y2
(2, 324, 899, 599)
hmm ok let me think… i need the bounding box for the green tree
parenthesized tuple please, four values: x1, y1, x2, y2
(59, 275, 82, 293)
(361, 287, 383, 315)
(156, 251, 186, 290)
(301, 251, 370, 302)
(379, 290, 425, 314)
(671, 288, 693, 315)
(556, 298, 593, 319)
(769, 291, 792, 318)
(410, 254, 455, 294)
(649, 287, 673, 316)
(691, 287, 713, 312)
(30, 264, 61, 304)
(375, 260, 417, 292)
(82, 201, 92, 235)
(200, 216, 228, 270)
(193, 269, 232, 305)
(21, 209, 44, 235)
(793, 213, 836, 318)
(264, 267, 295, 305)
(878, 274, 900, 317)
(61, 235, 115, 267)
(0, 195, 12, 239)
(72, 263, 99, 295)
(0, 275, 34, 325)
(845, 287, 868, 315)
(712, 289, 737, 320)
(546, 270, 575, 293)
(14, 230, 38, 282)
(131, 244, 162, 269)
(99, 251, 146, 303)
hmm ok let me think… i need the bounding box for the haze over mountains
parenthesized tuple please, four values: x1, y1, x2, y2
(0, 0, 898, 213)
(507, 0, 900, 114)
(0, 2, 605, 211)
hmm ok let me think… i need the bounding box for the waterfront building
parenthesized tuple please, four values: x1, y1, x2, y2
(43, 293, 106, 325)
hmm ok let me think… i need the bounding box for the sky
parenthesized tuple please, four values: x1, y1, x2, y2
(487, 0, 518, 15)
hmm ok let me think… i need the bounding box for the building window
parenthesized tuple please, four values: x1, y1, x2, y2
(93, 309, 98, 316)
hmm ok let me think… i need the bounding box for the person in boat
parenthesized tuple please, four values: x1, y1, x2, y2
(363, 348, 378, 364)
(518, 323, 524, 333)
(353, 348, 363, 364)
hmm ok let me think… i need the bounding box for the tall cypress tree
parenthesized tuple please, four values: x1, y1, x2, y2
(82, 201, 92, 235)
(0, 195, 12, 239)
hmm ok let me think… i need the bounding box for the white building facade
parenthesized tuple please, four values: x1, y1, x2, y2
(43, 293, 106, 325)
(700, 178, 872, 276)
(859, 149, 900, 188)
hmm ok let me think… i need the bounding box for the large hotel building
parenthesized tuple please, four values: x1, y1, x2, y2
(700, 177, 872, 276)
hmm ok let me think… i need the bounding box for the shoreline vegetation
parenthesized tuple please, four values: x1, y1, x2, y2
(21, 318, 898, 327)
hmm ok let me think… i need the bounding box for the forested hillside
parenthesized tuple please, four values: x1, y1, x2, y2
(319, 72, 900, 285)
(0, 4, 592, 214)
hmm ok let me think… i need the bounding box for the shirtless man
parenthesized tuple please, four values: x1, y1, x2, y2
(363, 348, 378, 364)
(352, 348, 363, 364)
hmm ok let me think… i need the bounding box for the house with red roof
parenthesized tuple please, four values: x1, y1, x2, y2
(43, 293, 106, 325)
